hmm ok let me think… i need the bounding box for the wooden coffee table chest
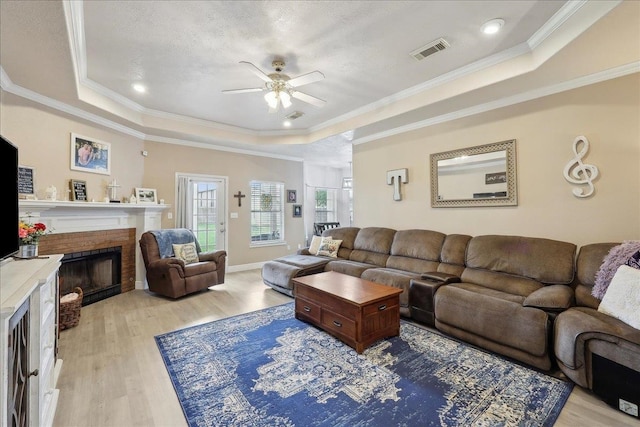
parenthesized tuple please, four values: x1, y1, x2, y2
(293, 271, 402, 353)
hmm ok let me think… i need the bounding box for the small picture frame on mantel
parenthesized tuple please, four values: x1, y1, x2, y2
(69, 179, 88, 201)
(135, 187, 158, 204)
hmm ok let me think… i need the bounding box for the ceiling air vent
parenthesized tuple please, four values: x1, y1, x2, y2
(410, 38, 450, 61)
(285, 111, 305, 120)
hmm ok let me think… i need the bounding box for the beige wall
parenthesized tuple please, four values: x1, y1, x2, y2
(353, 73, 640, 248)
(1, 93, 144, 201)
(1, 92, 306, 268)
(143, 141, 305, 266)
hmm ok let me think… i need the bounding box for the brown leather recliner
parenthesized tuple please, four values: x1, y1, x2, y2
(139, 229, 226, 298)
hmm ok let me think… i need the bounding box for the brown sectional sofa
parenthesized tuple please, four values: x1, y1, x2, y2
(262, 227, 575, 368)
(261, 226, 640, 416)
(433, 235, 576, 371)
(554, 243, 640, 412)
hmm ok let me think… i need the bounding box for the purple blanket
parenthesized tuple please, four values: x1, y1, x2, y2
(592, 240, 640, 299)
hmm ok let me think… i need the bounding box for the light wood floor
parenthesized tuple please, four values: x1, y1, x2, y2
(53, 269, 639, 427)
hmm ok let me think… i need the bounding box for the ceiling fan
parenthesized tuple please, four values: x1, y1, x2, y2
(223, 60, 326, 113)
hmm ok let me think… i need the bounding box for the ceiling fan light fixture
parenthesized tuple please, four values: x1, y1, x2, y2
(264, 91, 278, 109)
(280, 91, 292, 109)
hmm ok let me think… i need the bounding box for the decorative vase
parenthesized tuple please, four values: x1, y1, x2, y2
(17, 244, 38, 258)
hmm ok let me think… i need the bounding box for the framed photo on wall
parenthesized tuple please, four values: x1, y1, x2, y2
(70, 133, 111, 175)
(287, 189, 297, 203)
(135, 187, 158, 204)
(293, 204, 302, 218)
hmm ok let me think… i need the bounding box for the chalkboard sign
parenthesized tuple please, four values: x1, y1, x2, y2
(18, 166, 35, 196)
(69, 179, 87, 201)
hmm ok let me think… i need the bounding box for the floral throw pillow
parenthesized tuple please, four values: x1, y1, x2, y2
(316, 238, 343, 258)
(309, 235, 330, 255)
(172, 242, 199, 265)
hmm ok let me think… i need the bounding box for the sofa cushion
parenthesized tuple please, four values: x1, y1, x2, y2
(445, 282, 526, 305)
(386, 229, 444, 273)
(466, 235, 576, 284)
(435, 285, 549, 357)
(324, 260, 376, 277)
(349, 227, 396, 267)
(440, 234, 472, 266)
(322, 227, 359, 259)
(460, 268, 542, 297)
(274, 254, 332, 272)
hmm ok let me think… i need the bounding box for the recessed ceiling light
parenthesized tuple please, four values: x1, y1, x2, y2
(132, 83, 146, 93)
(283, 120, 292, 127)
(481, 19, 504, 35)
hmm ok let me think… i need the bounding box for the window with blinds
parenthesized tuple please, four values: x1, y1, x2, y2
(250, 181, 284, 245)
(314, 188, 338, 222)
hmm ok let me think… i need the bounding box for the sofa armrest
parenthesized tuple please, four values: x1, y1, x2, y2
(523, 285, 574, 311)
(198, 250, 227, 264)
(147, 258, 186, 278)
(420, 271, 460, 284)
(297, 248, 312, 255)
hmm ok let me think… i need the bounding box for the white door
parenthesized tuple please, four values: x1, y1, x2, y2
(186, 177, 226, 252)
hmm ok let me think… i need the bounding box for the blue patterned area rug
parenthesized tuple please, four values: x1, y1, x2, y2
(155, 303, 572, 427)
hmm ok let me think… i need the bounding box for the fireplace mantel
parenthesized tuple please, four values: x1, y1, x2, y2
(19, 200, 167, 229)
(19, 200, 169, 289)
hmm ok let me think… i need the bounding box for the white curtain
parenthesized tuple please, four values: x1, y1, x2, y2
(175, 175, 190, 228)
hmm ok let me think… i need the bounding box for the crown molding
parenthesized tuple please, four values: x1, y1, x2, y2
(0, 66, 146, 139)
(145, 134, 304, 162)
(63, 0, 609, 139)
(352, 62, 640, 145)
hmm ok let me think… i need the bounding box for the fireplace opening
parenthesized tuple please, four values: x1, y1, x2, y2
(59, 246, 122, 306)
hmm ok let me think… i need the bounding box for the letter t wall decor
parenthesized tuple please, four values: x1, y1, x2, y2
(387, 168, 408, 201)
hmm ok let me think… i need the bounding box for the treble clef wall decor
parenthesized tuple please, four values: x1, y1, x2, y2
(563, 136, 599, 198)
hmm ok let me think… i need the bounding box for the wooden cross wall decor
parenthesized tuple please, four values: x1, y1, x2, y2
(234, 191, 246, 207)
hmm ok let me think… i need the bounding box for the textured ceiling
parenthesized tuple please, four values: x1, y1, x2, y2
(81, 0, 564, 131)
(1, 1, 630, 166)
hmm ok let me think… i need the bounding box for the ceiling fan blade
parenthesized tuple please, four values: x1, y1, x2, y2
(239, 61, 273, 83)
(288, 71, 325, 88)
(222, 87, 264, 94)
(291, 91, 326, 107)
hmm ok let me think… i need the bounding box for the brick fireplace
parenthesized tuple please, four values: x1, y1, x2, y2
(18, 200, 166, 293)
(39, 229, 136, 297)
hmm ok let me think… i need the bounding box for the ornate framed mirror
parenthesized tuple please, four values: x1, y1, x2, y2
(430, 139, 517, 207)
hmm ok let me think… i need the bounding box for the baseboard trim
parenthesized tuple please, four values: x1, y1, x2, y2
(227, 262, 265, 273)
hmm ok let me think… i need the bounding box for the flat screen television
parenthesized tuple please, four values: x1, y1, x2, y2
(1, 135, 19, 260)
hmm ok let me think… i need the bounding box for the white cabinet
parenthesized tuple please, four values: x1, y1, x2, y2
(1, 255, 63, 427)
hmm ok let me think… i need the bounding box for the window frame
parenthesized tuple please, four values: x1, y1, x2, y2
(314, 187, 338, 223)
(249, 180, 285, 247)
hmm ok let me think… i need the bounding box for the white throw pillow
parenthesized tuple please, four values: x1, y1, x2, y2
(597, 265, 640, 330)
(309, 235, 330, 255)
(172, 242, 199, 265)
(316, 238, 343, 258)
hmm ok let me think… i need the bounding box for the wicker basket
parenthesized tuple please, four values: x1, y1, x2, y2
(59, 287, 83, 330)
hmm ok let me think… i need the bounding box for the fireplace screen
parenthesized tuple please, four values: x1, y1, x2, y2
(59, 247, 122, 306)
